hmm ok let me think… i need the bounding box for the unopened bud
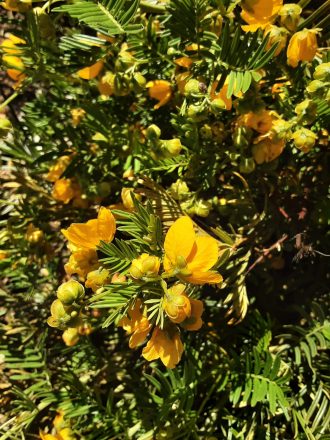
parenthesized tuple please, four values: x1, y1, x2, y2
(161, 139, 182, 157)
(184, 79, 205, 96)
(111, 273, 127, 283)
(131, 72, 146, 92)
(169, 179, 190, 201)
(295, 99, 317, 125)
(306, 80, 326, 97)
(194, 199, 211, 217)
(313, 62, 330, 82)
(0, 116, 12, 137)
(146, 124, 161, 141)
(292, 128, 317, 153)
(57, 280, 85, 305)
(278, 4, 302, 31)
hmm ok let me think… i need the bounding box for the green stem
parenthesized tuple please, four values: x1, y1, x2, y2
(0, 91, 19, 111)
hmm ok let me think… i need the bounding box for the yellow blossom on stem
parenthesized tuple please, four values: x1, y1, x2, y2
(181, 298, 204, 331)
(46, 156, 72, 182)
(121, 188, 142, 211)
(241, 109, 274, 134)
(146, 80, 172, 109)
(70, 108, 86, 127)
(130, 253, 160, 279)
(164, 216, 222, 285)
(85, 268, 110, 292)
(287, 29, 319, 68)
(62, 328, 80, 346)
(1, 0, 31, 12)
(264, 25, 288, 56)
(252, 136, 285, 164)
(25, 223, 44, 244)
(61, 207, 116, 251)
(142, 326, 184, 369)
(118, 299, 151, 348)
(162, 283, 191, 324)
(77, 60, 104, 80)
(241, 0, 283, 32)
(52, 178, 78, 204)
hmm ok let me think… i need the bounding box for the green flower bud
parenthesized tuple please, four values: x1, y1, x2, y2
(113, 73, 130, 96)
(146, 124, 161, 141)
(57, 280, 85, 305)
(184, 79, 205, 96)
(210, 98, 227, 114)
(180, 200, 196, 215)
(129, 264, 143, 279)
(239, 157, 256, 174)
(278, 4, 302, 31)
(169, 179, 190, 201)
(131, 72, 147, 92)
(292, 128, 317, 153)
(306, 79, 326, 98)
(200, 124, 213, 139)
(0, 116, 12, 137)
(295, 99, 317, 125)
(47, 299, 72, 329)
(194, 199, 211, 217)
(313, 62, 330, 82)
(160, 139, 183, 157)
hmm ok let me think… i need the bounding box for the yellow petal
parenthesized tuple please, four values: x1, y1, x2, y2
(187, 236, 219, 272)
(39, 431, 58, 440)
(181, 299, 204, 331)
(184, 270, 223, 285)
(77, 60, 104, 80)
(164, 216, 195, 265)
(96, 206, 116, 243)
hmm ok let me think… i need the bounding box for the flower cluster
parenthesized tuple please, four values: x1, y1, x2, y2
(49, 207, 222, 368)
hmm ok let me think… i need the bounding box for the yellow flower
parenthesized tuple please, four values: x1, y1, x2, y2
(39, 428, 75, 440)
(70, 108, 85, 127)
(52, 178, 77, 204)
(181, 298, 204, 331)
(241, 0, 283, 32)
(241, 109, 274, 134)
(98, 72, 115, 97)
(162, 284, 191, 324)
(85, 268, 110, 292)
(62, 328, 80, 346)
(61, 207, 116, 251)
(64, 249, 98, 279)
(292, 128, 317, 153)
(46, 156, 71, 182)
(210, 81, 232, 111)
(77, 60, 104, 79)
(130, 254, 160, 279)
(174, 57, 193, 69)
(1, 34, 25, 55)
(146, 80, 172, 109)
(264, 25, 288, 56)
(287, 29, 319, 68)
(118, 299, 151, 348)
(142, 326, 184, 369)
(121, 187, 142, 211)
(25, 223, 44, 244)
(278, 3, 302, 32)
(1, 0, 31, 12)
(163, 216, 222, 285)
(252, 136, 285, 164)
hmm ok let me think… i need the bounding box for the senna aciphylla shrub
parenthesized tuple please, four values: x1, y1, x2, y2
(1, 0, 330, 438)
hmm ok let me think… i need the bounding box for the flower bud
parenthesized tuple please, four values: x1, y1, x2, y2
(57, 280, 85, 305)
(98, 72, 115, 97)
(121, 188, 142, 210)
(210, 98, 227, 114)
(278, 4, 302, 32)
(131, 72, 146, 92)
(25, 224, 44, 244)
(313, 62, 330, 82)
(130, 254, 160, 279)
(184, 79, 205, 96)
(62, 328, 80, 346)
(160, 139, 182, 157)
(264, 25, 288, 56)
(306, 80, 326, 97)
(239, 157, 255, 174)
(295, 99, 317, 124)
(111, 273, 127, 283)
(85, 269, 110, 292)
(187, 104, 207, 121)
(194, 199, 211, 217)
(146, 124, 161, 141)
(47, 299, 72, 329)
(163, 284, 191, 324)
(169, 179, 190, 201)
(200, 124, 213, 139)
(113, 73, 130, 96)
(271, 119, 292, 141)
(0, 116, 12, 137)
(291, 128, 317, 153)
